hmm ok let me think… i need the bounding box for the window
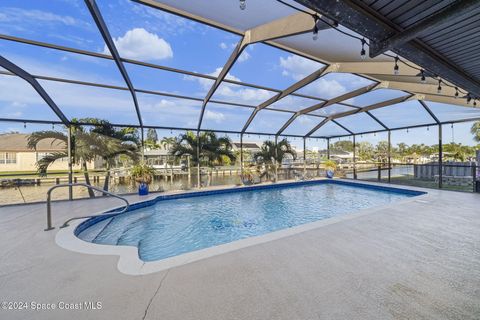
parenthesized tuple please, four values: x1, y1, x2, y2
(0, 152, 17, 164)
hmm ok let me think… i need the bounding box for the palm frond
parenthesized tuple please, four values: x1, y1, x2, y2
(27, 131, 67, 150)
(36, 152, 68, 175)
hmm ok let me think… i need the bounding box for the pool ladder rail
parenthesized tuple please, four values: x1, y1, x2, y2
(45, 183, 130, 231)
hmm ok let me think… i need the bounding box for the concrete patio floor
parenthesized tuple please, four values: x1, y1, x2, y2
(0, 180, 479, 320)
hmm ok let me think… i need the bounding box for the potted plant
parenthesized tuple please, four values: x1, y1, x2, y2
(130, 163, 155, 196)
(323, 160, 337, 178)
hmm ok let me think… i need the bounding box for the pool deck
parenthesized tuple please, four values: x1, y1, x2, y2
(0, 179, 479, 319)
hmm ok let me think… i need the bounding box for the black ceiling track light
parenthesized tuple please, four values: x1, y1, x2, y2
(393, 56, 399, 75)
(360, 38, 366, 59)
(420, 70, 426, 84)
(312, 15, 319, 40)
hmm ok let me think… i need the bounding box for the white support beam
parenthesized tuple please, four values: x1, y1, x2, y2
(305, 94, 414, 137)
(333, 61, 421, 77)
(299, 82, 380, 114)
(381, 81, 472, 106)
(331, 94, 415, 119)
(243, 12, 321, 44)
(419, 94, 473, 107)
(275, 82, 380, 136)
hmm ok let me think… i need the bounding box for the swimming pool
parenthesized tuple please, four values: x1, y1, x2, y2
(76, 180, 424, 262)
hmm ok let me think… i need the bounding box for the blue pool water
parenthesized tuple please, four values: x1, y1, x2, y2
(77, 181, 422, 262)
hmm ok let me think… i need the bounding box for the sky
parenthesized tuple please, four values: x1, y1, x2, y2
(0, 0, 479, 146)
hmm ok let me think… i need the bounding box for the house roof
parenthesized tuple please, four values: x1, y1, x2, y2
(233, 142, 260, 149)
(144, 149, 170, 156)
(0, 133, 65, 152)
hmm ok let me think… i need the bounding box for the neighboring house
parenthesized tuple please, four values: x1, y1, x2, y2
(232, 142, 261, 153)
(144, 149, 185, 169)
(318, 149, 354, 163)
(0, 133, 96, 172)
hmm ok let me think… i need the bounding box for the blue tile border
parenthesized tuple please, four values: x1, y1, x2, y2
(75, 180, 426, 236)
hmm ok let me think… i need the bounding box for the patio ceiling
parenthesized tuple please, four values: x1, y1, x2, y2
(1, 0, 480, 139)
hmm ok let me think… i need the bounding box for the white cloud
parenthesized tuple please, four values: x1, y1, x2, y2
(186, 67, 275, 105)
(279, 55, 323, 81)
(237, 51, 251, 63)
(204, 110, 225, 123)
(138, 95, 201, 127)
(128, 2, 203, 36)
(206, 67, 240, 82)
(219, 42, 228, 50)
(184, 67, 240, 91)
(279, 57, 372, 102)
(0, 77, 46, 108)
(301, 78, 347, 99)
(0, 7, 88, 28)
(104, 28, 173, 61)
(297, 115, 314, 125)
(208, 68, 274, 104)
(214, 84, 274, 105)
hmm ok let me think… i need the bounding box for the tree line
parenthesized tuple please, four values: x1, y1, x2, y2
(329, 140, 479, 162)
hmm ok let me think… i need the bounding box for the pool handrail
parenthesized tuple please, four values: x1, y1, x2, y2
(45, 183, 129, 231)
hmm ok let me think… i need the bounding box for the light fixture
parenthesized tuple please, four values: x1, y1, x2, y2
(467, 94, 472, 104)
(437, 79, 442, 94)
(393, 56, 399, 75)
(427, 126, 429, 131)
(474, 99, 477, 107)
(454, 87, 459, 99)
(312, 15, 319, 41)
(239, 0, 246, 10)
(23, 122, 26, 129)
(420, 70, 426, 83)
(360, 38, 366, 60)
(52, 123, 55, 130)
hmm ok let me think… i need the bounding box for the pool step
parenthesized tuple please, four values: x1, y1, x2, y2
(77, 217, 113, 242)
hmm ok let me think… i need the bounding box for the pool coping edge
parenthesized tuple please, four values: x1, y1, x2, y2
(55, 179, 427, 276)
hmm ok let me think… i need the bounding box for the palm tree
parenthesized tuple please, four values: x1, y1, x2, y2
(357, 141, 374, 161)
(375, 141, 389, 164)
(471, 121, 480, 143)
(397, 143, 408, 162)
(160, 137, 176, 150)
(86, 121, 140, 191)
(253, 138, 296, 181)
(169, 131, 236, 185)
(27, 119, 140, 197)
